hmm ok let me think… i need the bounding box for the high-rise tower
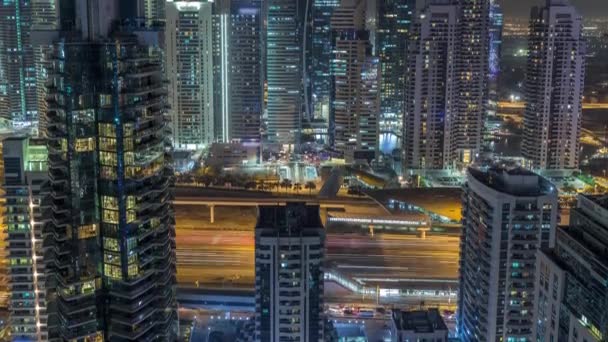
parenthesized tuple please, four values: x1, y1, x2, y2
(522, 0, 585, 170)
(403, 0, 458, 170)
(308, 0, 340, 127)
(266, 0, 306, 145)
(43, 1, 177, 340)
(0, 0, 40, 125)
(458, 167, 558, 341)
(229, 0, 263, 142)
(166, 0, 215, 150)
(403, 0, 491, 171)
(331, 0, 380, 162)
(3, 137, 49, 341)
(377, 0, 414, 155)
(533, 194, 608, 341)
(255, 202, 325, 341)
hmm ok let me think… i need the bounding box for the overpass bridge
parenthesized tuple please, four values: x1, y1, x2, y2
(174, 187, 375, 223)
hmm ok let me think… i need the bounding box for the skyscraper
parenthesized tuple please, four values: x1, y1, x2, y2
(403, 0, 491, 171)
(331, 0, 380, 162)
(3, 137, 48, 341)
(458, 167, 558, 342)
(266, 0, 305, 145)
(255, 202, 325, 341)
(403, 1, 458, 170)
(43, 1, 177, 340)
(308, 0, 340, 126)
(522, 0, 585, 170)
(229, 0, 263, 142)
(533, 194, 608, 342)
(448, 0, 490, 168)
(0, 0, 39, 125)
(484, 0, 502, 150)
(377, 0, 414, 155)
(166, 0, 215, 150)
(212, 0, 230, 143)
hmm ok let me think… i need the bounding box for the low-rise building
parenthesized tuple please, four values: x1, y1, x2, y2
(390, 308, 448, 342)
(207, 142, 259, 167)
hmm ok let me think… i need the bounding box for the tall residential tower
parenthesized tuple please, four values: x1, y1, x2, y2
(458, 167, 558, 342)
(522, 0, 585, 170)
(166, 0, 215, 150)
(331, 0, 380, 162)
(404, 0, 491, 171)
(3, 137, 48, 340)
(377, 0, 414, 154)
(43, 0, 177, 339)
(255, 203, 325, 341)
(266, 0, 306, 145)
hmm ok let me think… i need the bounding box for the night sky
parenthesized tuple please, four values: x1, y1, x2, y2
(499, 0, 608, 19)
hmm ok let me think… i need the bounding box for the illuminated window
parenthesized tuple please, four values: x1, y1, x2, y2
(99, 123, 116, 137)
(99, 137, 116, 151)
(126, 196, 136, 210)
(102, 209, 119, 224)
(104, 264, 122, 279)
(123, 137, 133, 151)
(100, 151, 117, 166)
(127, 263, 138, 278)
(99, 94, 112, 107)
(127, 210, 136, 223)
(78, 224, 97, 239)
(103, 251, 120, 265)
(101, 196, 118, 210)
(124, 152, 134, 166)
(103, 237, 120, 252)
(75, 137, 95, 152)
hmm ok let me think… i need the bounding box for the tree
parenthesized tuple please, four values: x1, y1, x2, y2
(305, 181, 316, 195)
(293, 182, 302, 194)
(280, 179, 292, 192)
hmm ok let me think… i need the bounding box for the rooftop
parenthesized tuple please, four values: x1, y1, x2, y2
(256, 202, 324, 235)
(468, 167, 555, 197)
(392, 308, 448, 333)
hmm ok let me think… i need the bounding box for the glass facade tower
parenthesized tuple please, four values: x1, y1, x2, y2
(42, 1, 177, 340)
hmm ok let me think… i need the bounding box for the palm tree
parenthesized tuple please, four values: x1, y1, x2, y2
(293, 182, 302, 194)
(280, 179, 292, 192)
(305, 181, 316, 195)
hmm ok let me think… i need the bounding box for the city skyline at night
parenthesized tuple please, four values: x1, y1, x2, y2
(0, 0, 605, 341)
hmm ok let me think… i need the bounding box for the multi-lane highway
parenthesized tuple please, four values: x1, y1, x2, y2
(175, 220, 460, 289)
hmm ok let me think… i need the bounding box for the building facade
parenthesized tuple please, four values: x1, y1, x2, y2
(3, 137, 48, 341)
(447, 0, 490, 168)
(404, 0, 491, 171)
(391, 309, 449, 342)
(308, 0, 340, 138)
(229, 0, 263, 142)
(331, 0, 380, 162)
(376, 0, 414, 155)
(522, 0, 585, 170)
(166, 0, 215, 150)
(403, 1, 458, 170)
(484, 0, 503, 150)
(533, 194, 608, 342)
(266, 0, 305, 145)
(458, 167, 558, 342)
(255, 203, 325, 341)
(43, 1, 177, 340)
(0, 0, 39, 125)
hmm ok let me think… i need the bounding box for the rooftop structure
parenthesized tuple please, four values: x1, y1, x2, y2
(390, 308, 448, 342)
